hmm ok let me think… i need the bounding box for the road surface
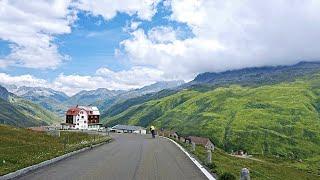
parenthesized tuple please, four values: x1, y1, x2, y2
(16, 133, 208, 180)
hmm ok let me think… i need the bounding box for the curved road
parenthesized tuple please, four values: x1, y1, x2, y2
(16, 134, 208, 180)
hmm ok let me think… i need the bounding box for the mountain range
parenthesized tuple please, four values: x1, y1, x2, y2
(65, 88, 125, 106)
(189, 61, 320, 88)
(102, 61, 320, 168)
(4, 86, 70, 117)
(0, 85, 61, 127)
(1, 80, 185, 118)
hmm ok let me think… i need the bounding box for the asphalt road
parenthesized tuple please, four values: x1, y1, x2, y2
(16, 133, 208, 180)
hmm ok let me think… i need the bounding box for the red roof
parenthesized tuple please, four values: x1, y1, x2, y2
(66, 107, 81, 116)
(66, 106, 100, 116)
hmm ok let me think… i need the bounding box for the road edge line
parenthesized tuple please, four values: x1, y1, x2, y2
(161, 136, 216, 180)
(0, 139, 111, 180)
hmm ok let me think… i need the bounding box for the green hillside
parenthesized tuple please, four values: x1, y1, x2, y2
(8, 96, 62, 125)
(25, 96, 68, 118)
(101, 89, 178, 118)
(0, 85, 62, 127)
(0, 99, 45, 127)
(104, 74, 320, 164)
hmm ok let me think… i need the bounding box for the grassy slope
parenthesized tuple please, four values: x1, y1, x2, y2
(22, 96, 69, 117)
(8, 96, 62, 125)
(101, 89, 178, 118)
(104, 75, 320, 175)
(182, 143, 319, 180)
(0, 99, 45, 127)
(0, 125, 110, 175)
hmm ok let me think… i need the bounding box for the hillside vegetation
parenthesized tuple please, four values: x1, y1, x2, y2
(8, 96, 62, 125)
(182, 143, 319, 180)
(104, 74, 320, 173)
(101, 89, 178, 118)
(6, 86, 69, 117)
(190, 61, 320, 87)
(0, 99, 46, 127)
(0, 86, 61, 127)
(0, 125, 110, 175)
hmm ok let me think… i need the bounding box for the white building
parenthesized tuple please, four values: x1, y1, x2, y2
(110, 124, 146, 134)
(61, 105, 102, 130)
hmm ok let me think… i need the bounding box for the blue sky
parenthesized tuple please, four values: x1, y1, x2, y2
(0, 10, 159, 80)
(0, 1, 191, 82)
(0, 0, 320, 95)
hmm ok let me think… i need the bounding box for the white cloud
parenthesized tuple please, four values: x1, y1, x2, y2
(0, 0, 75, 69)
(130, 21, 142, 31)
(148, 26, 177, 43)
(121, 28, 224, 79)
(3, 0, 320, 95)
(0, 73, 48, 87)
(0, 66, 174, 96)
(51, 74, 108, 95)
(0, 0, 161, 70)
(120, 0, 320, 79)
(51, 66, 173, 95)
(96, 66, 167, 85)
(74, 0, 160, 21)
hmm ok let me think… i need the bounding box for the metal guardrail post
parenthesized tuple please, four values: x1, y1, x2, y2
(207, 149, 212, 164)
(240, 168, 250, 180)
(192, 142, 196, 152)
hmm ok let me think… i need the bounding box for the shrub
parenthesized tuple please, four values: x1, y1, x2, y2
(218, 172, 236, 180)
(205, 162, 217, 172)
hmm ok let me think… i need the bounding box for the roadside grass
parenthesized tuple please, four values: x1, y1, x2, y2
(178, 141, 319, 180)
(0, 125, 111, 176)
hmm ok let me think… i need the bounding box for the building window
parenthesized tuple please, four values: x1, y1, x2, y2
(84, 121, 86, 123)
(81, 116, 84, 118)
(77, 123, 79, 125)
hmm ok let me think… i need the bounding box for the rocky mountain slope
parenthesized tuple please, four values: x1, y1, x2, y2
(0, 86, 61, 127)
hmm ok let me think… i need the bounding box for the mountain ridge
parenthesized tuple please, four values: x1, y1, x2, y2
(102, 61, 320, 118)
(1, 80, 185, 117)
(189, 61, 320, 87)
(0, 85, 61, 127)
(103, 74, 320, 161)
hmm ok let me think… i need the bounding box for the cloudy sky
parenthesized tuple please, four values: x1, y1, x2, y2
(0, 0, 320, 95)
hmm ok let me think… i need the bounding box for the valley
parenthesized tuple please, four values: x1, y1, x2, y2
(1, 62, 320, 178)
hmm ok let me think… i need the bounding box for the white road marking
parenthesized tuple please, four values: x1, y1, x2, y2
(162, 137, 216, 180)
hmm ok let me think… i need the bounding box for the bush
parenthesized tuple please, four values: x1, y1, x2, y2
(218, 172, 236, 180)
(205, 162, 217, 172)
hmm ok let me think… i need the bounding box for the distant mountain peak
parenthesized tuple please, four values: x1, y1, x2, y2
(11, 86, 69, 99)
(191, 61, 320, 86)
(0, 85, 10, 101)
(139, 80, 185, 91)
